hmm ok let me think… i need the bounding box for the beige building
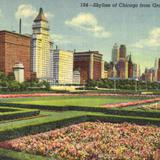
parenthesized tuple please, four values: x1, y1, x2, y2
(52, 49, 73, 84)
(32, 8, 53, 79)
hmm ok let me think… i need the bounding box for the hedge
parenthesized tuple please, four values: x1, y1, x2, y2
(0, 115, 88, 141)
(0, 148, 54, 160)
(1, 103, 159, 119)
(0, 113, 159, 142)
(0, 107, 40, 121)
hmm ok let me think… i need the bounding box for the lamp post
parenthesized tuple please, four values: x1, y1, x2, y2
(114, 79, 116, 92)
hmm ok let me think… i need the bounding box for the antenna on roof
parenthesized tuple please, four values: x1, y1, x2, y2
(19, 18, 22, 34)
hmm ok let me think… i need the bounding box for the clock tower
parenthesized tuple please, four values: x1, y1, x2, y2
(32, 8, 53, 79)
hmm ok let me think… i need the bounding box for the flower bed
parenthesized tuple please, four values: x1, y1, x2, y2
(0, 122, 160, 160)
(0, 93, 158, 98)
(102, 98, 160, 108)
(142, 103, 160, 110)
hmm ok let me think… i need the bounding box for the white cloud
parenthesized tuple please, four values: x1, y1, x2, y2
(132, 27, 160, 48)
(15, 4, 37, 19)
(45, 12, 54, 19)
(15, 4, 54, 20)
(65, 12, 111, 38)
(51, 34, 71, 44)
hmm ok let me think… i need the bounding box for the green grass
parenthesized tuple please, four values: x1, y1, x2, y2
(0, 148, 52, 160)
(0, 106, 40, 121)
(1, 96, 143, 107)
(0, 95, 159, 159)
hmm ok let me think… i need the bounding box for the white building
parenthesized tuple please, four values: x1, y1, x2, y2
(32, 8, 53, 79)
(112, 43, 119, 64)
(51, 49, 73, 84)
(133, 63, 140, 79)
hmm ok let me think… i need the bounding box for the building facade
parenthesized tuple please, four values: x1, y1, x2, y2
(0, 30, 32, 80)
(119, 45, 126, 59)
(128, 54, 133, 79)
(51, 49, 73, 84)
(157, 58, 160, 81)
(112, 43, 119, 64)
(74, 51, 104, 84)
(32, 8, 53, 79)
(133, 63, 140, 79)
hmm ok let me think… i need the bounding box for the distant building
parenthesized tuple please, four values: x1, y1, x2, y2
(157, 58, 160, 81)
(32, 8, 53, 79)
(51, 49, 73, 84)
(133, 63, 140, 79)
(128, 54, 133, 79)
(154, 58, 158, 81)
(0, 30, 33, 80)
(117, 58, 128, 79)
(112, 43, 119, 64)
(74, 51, 104, 84)
(119, 45, 126, 59)
(145, 68, 155, 82)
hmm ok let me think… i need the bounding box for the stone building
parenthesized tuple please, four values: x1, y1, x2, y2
(74, 51, 104, 84)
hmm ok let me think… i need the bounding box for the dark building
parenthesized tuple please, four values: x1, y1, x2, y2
(157, 58, 160, 81)
(119, 45, 126, 59)
(128, 54, 133, 78)
(0, 30, 34, 80)
(74, 51, 104, 84)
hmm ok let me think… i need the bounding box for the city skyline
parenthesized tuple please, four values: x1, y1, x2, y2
(0, 0, 160, 72)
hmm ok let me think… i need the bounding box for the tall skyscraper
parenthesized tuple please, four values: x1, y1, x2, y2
(154, 58, 158, 81)
(128, 54, 133, 79)
(119, 45, 126, 59)
(52, 49, 73, 84)
(112, 43, 119, 64)
(32, 8, 53, 79)
(157, 58, 160, 81)
(133, 63, 140, 79)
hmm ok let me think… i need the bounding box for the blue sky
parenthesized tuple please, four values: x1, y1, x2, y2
(0, 0, 160, 72)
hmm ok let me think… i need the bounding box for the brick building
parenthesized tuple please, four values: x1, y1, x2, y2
(0, 30, 33, 80)
(74, 51, 104, 84)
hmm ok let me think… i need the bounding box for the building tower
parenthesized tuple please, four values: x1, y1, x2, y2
(128, 54, 133, 79)
(157, 58, 160, 81)
(119, 45, 126, 59)
(154, 58, 158, 81)
(112, 43, 119, 64)
(32, 8, 53, 80)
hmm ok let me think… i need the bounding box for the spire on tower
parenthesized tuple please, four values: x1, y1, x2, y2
(34, 8, 48, 22)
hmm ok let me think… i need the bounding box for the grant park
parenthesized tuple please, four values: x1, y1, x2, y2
(0, 0, 160, 159)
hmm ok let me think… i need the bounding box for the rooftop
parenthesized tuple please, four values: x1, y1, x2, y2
(74, 50, 102, 56)
(0, 30, 31, 38)
(34, 8, 48, 22)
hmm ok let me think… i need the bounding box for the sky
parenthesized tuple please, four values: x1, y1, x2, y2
(0, 0, 160, 72)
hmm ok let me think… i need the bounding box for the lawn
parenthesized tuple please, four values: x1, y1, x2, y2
(2, 96, 144, 107)
(0, 95, 159, 160)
